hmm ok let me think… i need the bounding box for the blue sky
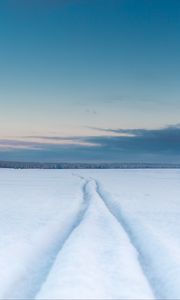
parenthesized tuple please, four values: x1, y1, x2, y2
(0, 0, 180, 162)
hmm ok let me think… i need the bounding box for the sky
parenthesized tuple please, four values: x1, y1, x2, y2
(0, 0, 180, 163)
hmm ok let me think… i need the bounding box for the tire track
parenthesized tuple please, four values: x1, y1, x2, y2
(4, 178, 91, 300)
(36, 177, 154, 300)
(3, 173, 158, 299)
(93, 178, 157, 300)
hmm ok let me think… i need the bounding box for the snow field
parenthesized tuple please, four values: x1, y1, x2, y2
(0, 169, 179, 299)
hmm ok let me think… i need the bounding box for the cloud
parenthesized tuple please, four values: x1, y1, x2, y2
(89, 124, 180, 141)
(0, 136, 98, 152)
(82, 124, 180, 162)
(0, 124, 180, 163)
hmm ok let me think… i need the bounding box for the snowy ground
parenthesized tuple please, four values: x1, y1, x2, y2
(0, 169, 180, 299)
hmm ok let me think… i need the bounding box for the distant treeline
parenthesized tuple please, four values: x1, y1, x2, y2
(0, 161, 180, 169)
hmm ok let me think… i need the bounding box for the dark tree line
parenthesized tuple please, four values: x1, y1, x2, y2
(0, 161, 179, 169)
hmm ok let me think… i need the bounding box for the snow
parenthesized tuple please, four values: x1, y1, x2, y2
(0, 169, 180, 299)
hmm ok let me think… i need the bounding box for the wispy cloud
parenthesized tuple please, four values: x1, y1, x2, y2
(0, 136, 98, 152)
(88, 124, 180, 140)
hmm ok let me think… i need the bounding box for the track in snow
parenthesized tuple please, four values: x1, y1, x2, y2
(36, 176, 155, 300)
(93, 178, 160, 299)
(3, 174, 157, 299)
(3, 179, 91, 300)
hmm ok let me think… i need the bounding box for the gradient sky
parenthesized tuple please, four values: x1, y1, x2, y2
(0, 0, 180, 162)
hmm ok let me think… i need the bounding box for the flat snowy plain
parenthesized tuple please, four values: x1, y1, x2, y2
(0, 169, 180, 300)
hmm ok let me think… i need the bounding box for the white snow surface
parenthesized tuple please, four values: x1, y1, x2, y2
(0, 169, 180, 299)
